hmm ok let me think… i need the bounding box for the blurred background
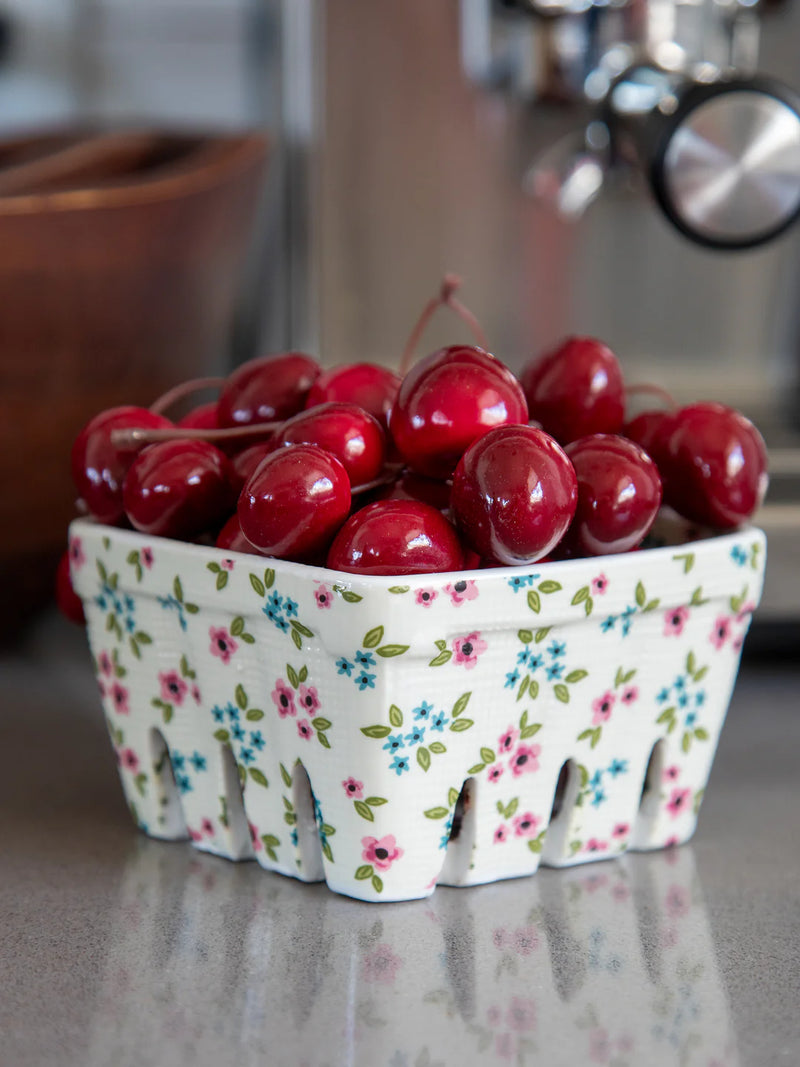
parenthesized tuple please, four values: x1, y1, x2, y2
(1, 0, 798, 637)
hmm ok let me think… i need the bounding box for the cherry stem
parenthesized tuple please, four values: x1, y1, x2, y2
(110, 422, 281, 450)
(625, 383, 677, 411)
(398, 274, 490, 377)
(149, 376, 227, 416)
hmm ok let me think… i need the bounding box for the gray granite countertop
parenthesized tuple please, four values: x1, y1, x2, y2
(1, 616, 798, 1067)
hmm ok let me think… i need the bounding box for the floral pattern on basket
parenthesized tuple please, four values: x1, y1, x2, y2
(70, 521, 766, 902)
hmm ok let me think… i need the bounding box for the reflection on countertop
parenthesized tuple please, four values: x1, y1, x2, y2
(1, 616, 798, 1067)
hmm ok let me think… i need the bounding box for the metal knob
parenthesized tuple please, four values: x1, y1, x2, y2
(650, 79, 800, 250)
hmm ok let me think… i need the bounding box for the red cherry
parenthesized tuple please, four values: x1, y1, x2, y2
(123, 440, 234, 539)
(451, 425, 577, 565)
(216, 513, 266, 554)
(305, 363, 401, 430)
(274, 402, 386, 487)
(238, 445, 351, 562)
(327, 500, 464, 575)
(623, 409, 669, 462)
(177, 402, 219, 430)
(390, 345, 528, 479)
(372, 469, 453, 513)
(56, 550, 86, 624)
(217, 352, 321, 428)
(562, 434, 662, 556)
(229, 442, 276, 495)
(520, 336, 625, 444)
(71, 406, 174, 524)
(656, 402, 768, 528)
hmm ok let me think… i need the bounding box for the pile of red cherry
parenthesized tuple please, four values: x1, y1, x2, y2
(59, 278, 768, 619)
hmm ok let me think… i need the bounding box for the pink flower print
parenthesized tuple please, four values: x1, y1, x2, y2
(98, 651, 113, 677)
(710, 615, 732, 650)
(507, 996, 536, 1032)
(361, 834, 404, 872)
(589, 1027, 611, 1063)
(512, 812, 540, 838)
(494, 824, 509, 844)
(119, 747, 139, 772)
(415, 587, 437, 607)
(201, 818, 214, 837)
(189, 828, 203, 842)
(314, 583, 333, 609)
(342, 776, 364, 800)
(362, 943, 402, 985)
(498, 726, 519, 754)
(737, 600, 755, 623)
(612, 822, 630, 839)
(452, 631, 487, 669)
(664, 605, 689, 636)
(209, 626, 238, 664)
(297, 684, 320, 715)
(158, 670, 188, 706)
(297, 718, 314, 741)
(664, 835, 680, 849)
(621, 685, 639, 705)
(110, 682, 129, 715)
(585, 838, 608, 852)
(663, 764, 680, 782)
(592, 691, 616, 725)
(220, 558, 234, 571)
(510, 743, 540, 777)
(591, 573, 608, 595)
(666, 786, 691, 818)
(512, 926, 539, 955)
(141, 547, 154, 569)
(444, 579, 479, 606)
(271, 680, 296, 717)
(191, 684, 202, 704)
(491, 929, 507, 950)
(68, 536, 86, 570)
(488, 764, 505, 784)
(249, 823, 262, 851)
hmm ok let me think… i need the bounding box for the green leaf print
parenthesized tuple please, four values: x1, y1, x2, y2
(376, 644, 409, 657)
(291, 619, 314, 638)
(389, 705, 403, 728)
(371, 875, 383, 893)
(363, 626, 384, 649)
(230, 616, 244, 636)
(365, 796, 387, 807)
(635, 581, 646, 608)
(518, 629, 533, 644)
(565, 669, 587, 684)
(452, 692, 471, 717)
(480, 747, 496, 764)
(216, 571, 228, 591)
(429, 742, 446, 754)
(449, 718, 474, 732)
(280, 763, 293, 788)
(424, 807, 450, 820)
(235, 684, 248, 710)
(448, 788, 460, 807)
(673, 551, 695, 574)
(571, 586, 589, 606)
(264, 568, 275, 589)
(538, 580, 562, 594)
(246, 709, 264, 721)
(417, 747, 431, 771)
(354, 801, 374, 822)
(429, 650, 452, 667)
(554, 684, 569, 704)
(361, 725, 392, 739)
(214, 729, 230, 743)
(250, 574, 266, 597)
(535, 627, 551, 643)
(527, 590, 541, 614)
(388, 586, 410, 594)
(355, 864, 374, 880)
(249, 768, 269, 788)
(287, 664, 299, 689)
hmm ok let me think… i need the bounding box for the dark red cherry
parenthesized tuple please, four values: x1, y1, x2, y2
(520, 336, 625, 445)
(71, 406, 174, 524)
(562, 434, 662, 556)
(217, 352, 321, 428)
(56, 549, 86, 625)
(229, 442, 276, 495)
(305, 363, 401, 430)
(390, 345, 528, 479)
(177, 401, 219, 430)
(327, 500, 464, 575)
(451, 425, 577, 565)
(623, 409, 669, 462)
(123, 440, 234, 539)
(656, 402, 768, 529)
(274, 402, 386, 487)
(238, 445, 351, 562)
(216, 514, 266, 554)
(372, 469, 453, 513)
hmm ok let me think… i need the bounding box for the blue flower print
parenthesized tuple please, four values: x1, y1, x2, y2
(548, 640, 566, 658)
(620, 605, 636, 636)
(674, 675, 686, 691)
(274, 615, 289, 633)
(590, 770, 603, 791)
(657, 687, 670, 703)
(290, 828, 299, 848)
(413, 701, 433, 722)
(695, 691, 706, 708)
(507, 573, 537, 592)
(440, 816, 454, 850)
(190, 752, 206, 772)
(250, 731, 265, 750)
(267, 591, 283, 613)
(383, 734, 405, 754)
(355, 671, 376, 691)
(168, 747, 207, 794)
(239, 747, 255, 765)
(172, 753, 186, 771)
(283, 597, 298, 618)
(601, 616, 616, 633)
(212, 705, 226, 723)
(226, 703, 239, 721)
(677, 691, 690, 708)
(336, 657, 354, 677)
(731, 544, 748, 567)
(607, 759, 628, 778)
(430, 711, 448, 732)
(354, 650, 376, 668)
(545, 662, 564, 681)
(505, 669, 520, 689)
(405, 725, 426, 747)
(685, 711, 697, 728)
(176, 773, 192, 794)
(391, 755, 411, 776)
(591, 788, 606, 808)
(232, 723, 245, 742)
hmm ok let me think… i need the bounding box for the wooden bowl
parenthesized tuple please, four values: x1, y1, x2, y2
(0, 129, 268, 638)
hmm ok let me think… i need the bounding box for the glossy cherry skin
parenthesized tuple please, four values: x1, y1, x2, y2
(389, 345, 528, 479)
(217, 351, 321, 428)
(238, 444, 351, 562)
(123, 440, 234, 539)
(655, 402, 768, 528)
(274, 402, 386, 487)
(71, 406, 174, 524)
(451, 425, 577, 565)
(372, 469, 453, 513)
(562, 434, 662, 556)
(177, 401, 219, 430)
(229, 442, 276, 495)
(216, 513, 266, 554)
(327, 499, 464, 575)
(306, 363, 401, 430)
(623, 409, 669, 463)
(520, 336, 625, 445)
(56, 549, 86, 624)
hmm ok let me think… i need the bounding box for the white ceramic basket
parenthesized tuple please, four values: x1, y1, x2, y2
(69, 518, 766, 902)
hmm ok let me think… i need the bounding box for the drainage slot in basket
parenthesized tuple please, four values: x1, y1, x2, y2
(631, 739, 667, 849)
(218, 742, 254, 859)
(437, 778, 476, 885)
(291, 762, 325, 882)
(148, 727, 187, 839)
(541, 759, 581, 866)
